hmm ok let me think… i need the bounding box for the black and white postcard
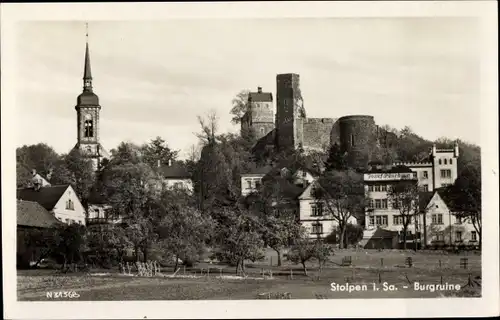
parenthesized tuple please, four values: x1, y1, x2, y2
(2, 1, 498, 319)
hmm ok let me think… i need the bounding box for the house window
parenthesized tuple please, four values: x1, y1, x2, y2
(432, 214, 437, 224)
(440, 169, 452, 178)
(437, 214, 443, 225)
(393, 215, 403, 225)
(436, 232, 444, 241)
(311, 203, 323, 217)
(255, 180, 261, 189)
(380, 185, 387, 192)
(456, 216, 462, 224)
(312, 222, 323, 235)
(302, 171, 307, 177)
(438, 159, 442, 165)
(455, 231, 462, 242)
(422, 184, 429, 192)
(423, 171, 428, 179)
(369, 216, 374, 226)
(374, 185, 381, 192)
(174, 182, 183, 189)
(375, 215, 387, 226)
(471, 231, 477, 241)
(84, 119, 94, 138)
(368, 185, 374, 192)
(381, 199, 388, 209)
(444, 159, 447, 165)
(66, 199, 74, 210)
(369, 199, 374, 208)
(246, 180, 252, 189)
(351, 134, 355, 147)
(392, 200, 399, 209)
(450, 159, 453, 164)
(375, 199, 382, 209)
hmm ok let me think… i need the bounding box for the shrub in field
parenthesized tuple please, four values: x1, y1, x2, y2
(325, 223, 363, 247)
(287, 238, 333, 276)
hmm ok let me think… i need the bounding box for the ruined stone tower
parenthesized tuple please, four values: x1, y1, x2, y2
(275, 73, 306, 152)
(240, 87, 274, 140)
(338, 115, 377, 168)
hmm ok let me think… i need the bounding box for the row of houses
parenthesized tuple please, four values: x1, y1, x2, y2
(241, 143, 478, 248)
(16, 163, 193, 266)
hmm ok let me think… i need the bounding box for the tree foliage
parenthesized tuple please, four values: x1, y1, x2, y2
(315, 169, 365, 248)
(386, 180, 419, 249)
(230, 90, 250, 124)
(141, 136, 179, 169)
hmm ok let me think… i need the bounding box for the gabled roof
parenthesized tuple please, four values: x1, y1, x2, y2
(241, 165, 273, 175)
(17, 185, 69, 211)
(248, 92, 273, 102)
(160, 164, 191, 179)
(435, 186, 462, 212)
(17, 200, 62, 228)
(418, 191, 434, 212)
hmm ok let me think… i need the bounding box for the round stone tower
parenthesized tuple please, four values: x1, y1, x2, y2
(339, 115, 377, 168)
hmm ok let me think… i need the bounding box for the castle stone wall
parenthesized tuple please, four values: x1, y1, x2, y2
(303, 118, 339, 151)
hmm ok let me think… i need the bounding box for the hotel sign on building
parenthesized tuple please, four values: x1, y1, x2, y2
(364, 172, 417, 182)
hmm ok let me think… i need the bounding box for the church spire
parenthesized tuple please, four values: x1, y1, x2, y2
(83, 23, 93, 92)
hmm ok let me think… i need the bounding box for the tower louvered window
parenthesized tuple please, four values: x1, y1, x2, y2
(84, 119, 94, 137)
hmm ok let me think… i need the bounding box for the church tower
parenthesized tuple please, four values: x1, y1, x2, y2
(73, 25, 109, 170)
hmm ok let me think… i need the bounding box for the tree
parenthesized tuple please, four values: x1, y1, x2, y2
(211, 208, 265, 275)
(16, 143, 60, 187)
(287, 233, 333, 276)
(449, 164, 482, 247)
(387, 180, 419, 249)
(156, 189, 214, 270)
(141, 136, 179, 169)
(101, 145, 162, 262)
(324, 142, 346, 171)
(51, 149, 96, 209)
(230, 90, 250, 124)
(53, 224, 87, 269)
(315, 169, 365, 248)
(325, 223, 363, 247)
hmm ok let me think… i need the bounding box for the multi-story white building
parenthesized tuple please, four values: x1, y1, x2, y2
(393, 142, 459, 192)
(298, 180, 357, 239)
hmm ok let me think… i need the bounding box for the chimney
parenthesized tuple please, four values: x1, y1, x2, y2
(168, 159, 172, 166)
(454, 141, 459, 158)
(257, 86, 262, 93)
(157, 159, 161, 168)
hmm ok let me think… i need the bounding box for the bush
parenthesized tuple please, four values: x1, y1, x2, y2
(325, 224, 364, 246)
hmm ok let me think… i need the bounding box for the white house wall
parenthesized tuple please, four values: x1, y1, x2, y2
(424, 193, 478, 245)
(52, 186, 86, 225)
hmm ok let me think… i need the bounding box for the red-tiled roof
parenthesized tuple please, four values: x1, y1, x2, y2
(17, 200, 62, 228)
(160, 164, 191, 179)
(17, 185, 69, 211)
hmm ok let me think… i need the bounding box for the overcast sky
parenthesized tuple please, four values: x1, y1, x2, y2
(16, 18, 480, 159)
